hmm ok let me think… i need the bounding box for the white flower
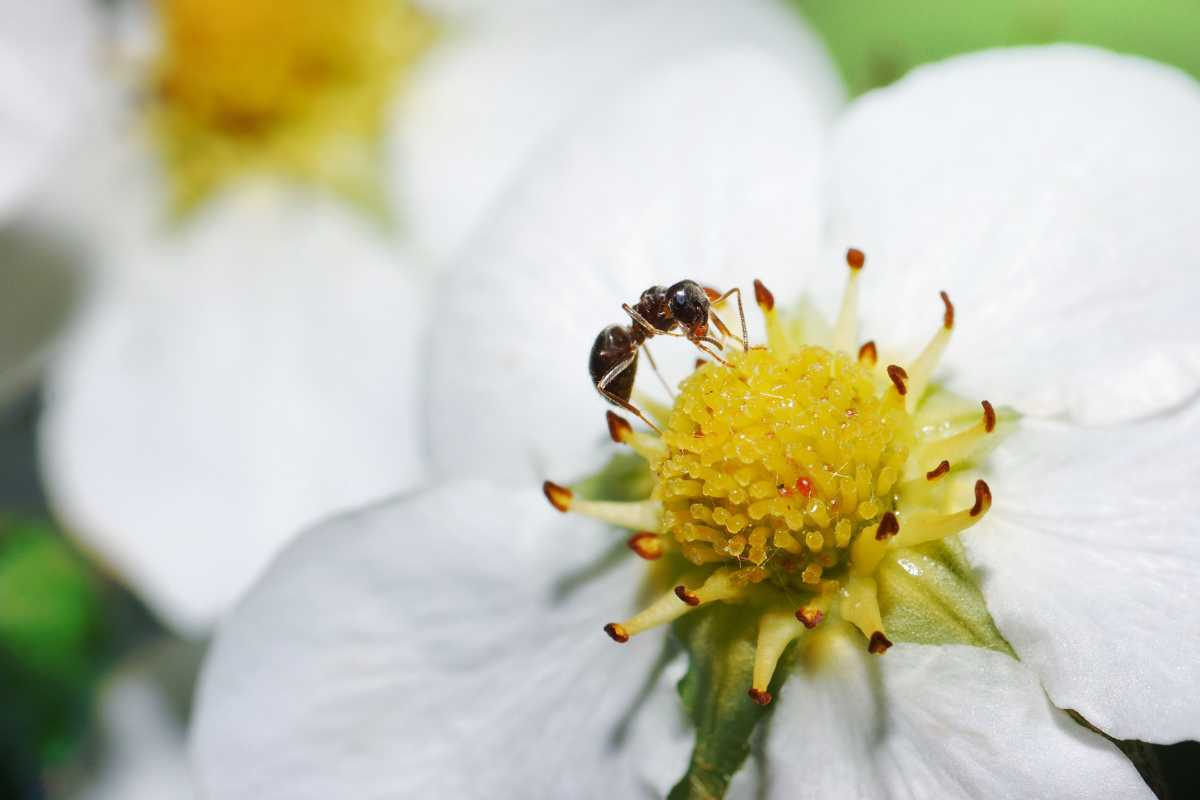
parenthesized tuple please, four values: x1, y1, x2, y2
(191, 44, 1199, 798)
(31, 0, 827, 633)
(0, 0, 93, 407)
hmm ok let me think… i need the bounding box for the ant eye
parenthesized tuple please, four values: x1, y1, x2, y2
(667, 280, 708, 327)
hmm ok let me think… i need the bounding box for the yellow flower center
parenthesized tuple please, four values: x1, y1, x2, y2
(150, 0, 436, 211)
(658, 346, 912, 586)
(544, 250, 1008, 706)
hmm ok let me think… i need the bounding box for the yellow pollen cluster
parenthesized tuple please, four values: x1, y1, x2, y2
(546, 249, 1005, 705)
(151, 0, 436, 210)
(658, 347, 912, 586)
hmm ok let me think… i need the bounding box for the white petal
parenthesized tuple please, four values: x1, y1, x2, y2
(965, 401, 1200, 743)
(767, 639, 1150, 799)
(40, 182, 429, 634)
(191, 481, 690, 799)
(396, 0, 843, 262)
(0, 0, 95, 217)
(817, 46, 1200, 425)
(427, 47, 842, 485)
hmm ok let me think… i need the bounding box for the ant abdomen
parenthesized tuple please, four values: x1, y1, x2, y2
(590, 324, 639, 403)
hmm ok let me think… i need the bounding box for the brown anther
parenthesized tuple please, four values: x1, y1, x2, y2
(752, 278, 775, 311)
(542, 480, 573, 512)
(694, 358, 707, 370)
(868, 631, 893, 654)
(858, 340, 877, 365)
(627, 532, 663, 561)
(886, 364, 908, 396)
(795, 607, 825, 629)
(674, 585, 700, 606)
(604, 623, 630, 643)
(874, 511, 900, 541)
(703, 286, 721, 302)
(605, 410, 632, 443)
(970, 480, 992, 517)
(846, 247, 865, 270)
(940, 291, 954, 330)
(747, 688, 773, 706)
(926, 460, 951, 480)
(981, 400, 996, 433)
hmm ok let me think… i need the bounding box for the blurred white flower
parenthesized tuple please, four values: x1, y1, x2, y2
(31, 0, 835, 633)
(0, 0, 93, 408)
(191, 45, 1200, 798)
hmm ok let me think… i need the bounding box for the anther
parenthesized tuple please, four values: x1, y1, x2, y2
(542, 480, 572, 512)
(753, 279, 775, 311)
(694, 358, 706, 370)
(833, 249, 865, 353)
(887, 365, 909, 396)
(674, 585, 700, 606)
(858, 340, 877, 366)
(606, 410, 632, 443)
(940, 291, 954, 329)
(874, 511, 899, 541)
(846, 248, 865, 270)
(628, 532, 664, 560)
(604, 623, 630, 643)
(795, 606, 825, 629)
(970, 479, 992, 517)
(926, 460, 951, 480)
(868, 631, 893, 655)
(748, 688, 773, 706)
(751, 608, 808, 705)
(982, 400, 996, 433)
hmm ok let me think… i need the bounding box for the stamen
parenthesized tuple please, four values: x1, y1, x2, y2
(543, 481, 663, 530)
(832, 249, 864, 354)
(674, 569, 742, 606)
(605, 570, 740, 643)
(754, 279, 792, 356)
(842, 575, 888, 653)
(749, 608, 808, 704)
(858, 340, 877, 366)
(892, 480, 992, 548)
(795, 591, 832, 629)
(887, 365, 908, 396)
(850, 512, 898, 576)
(908, 400, 999, 478)
(905, 291, 955, 409)
(606, 411, 667, 460)
(925, 460, 951, 480)
(627, 532, 664, 560)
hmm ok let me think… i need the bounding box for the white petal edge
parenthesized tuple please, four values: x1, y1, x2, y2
(427, 47, 841, 485)
(965, 400, 1200, 743)
(191, 481, 691, 799)
(395, 0, 844, 263)
(767, 637, 1152, 799)
(812, 45, 1200, 426)
(39, 177, 430, 634)
(0, 0, 96, 218)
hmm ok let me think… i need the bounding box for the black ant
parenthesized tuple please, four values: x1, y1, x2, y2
(589, 280, 747, 432)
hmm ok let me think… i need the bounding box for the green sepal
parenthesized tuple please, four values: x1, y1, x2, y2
(571, 452, 655, 502)
(877, 536, 1013, 655)
(668, 604, 783, 800)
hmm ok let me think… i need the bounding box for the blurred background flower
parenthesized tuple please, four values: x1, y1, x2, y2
(2, 0, 1200, 797)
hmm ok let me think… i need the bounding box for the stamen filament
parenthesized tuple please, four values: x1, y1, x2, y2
(832, 249, 864, 354)
(907, 401, 998, 478)
(754, 279, 792, 356)
(542, 482, 662, 530)
(850, 512, 898, 576)
(892, 480, 992, 548)
(905, 292, 955, 410)
(674, 568, 742, 606)
(606, 411, 668, 460)
(749, 608, 808, 704)
(841, 575, 890, 653)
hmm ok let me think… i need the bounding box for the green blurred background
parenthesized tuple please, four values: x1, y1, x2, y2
(4, 0, 1200, 797)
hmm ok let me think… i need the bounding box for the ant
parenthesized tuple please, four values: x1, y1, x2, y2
(589, 280, 747, 432)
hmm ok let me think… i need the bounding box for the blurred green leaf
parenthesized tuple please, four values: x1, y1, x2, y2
(793, 0, 1200, 95)
(571, 452, 655, 502)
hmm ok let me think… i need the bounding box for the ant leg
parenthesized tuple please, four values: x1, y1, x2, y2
(622, 303, 685, 338)
(597, 354, 663, 434)
(641, 342, 676, 399)
(708, 311, 747, 351)
(693, 341, 730, 366)
(713, 288, 748, 351)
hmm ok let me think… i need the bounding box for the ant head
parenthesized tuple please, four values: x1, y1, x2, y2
(667, 280, 710, 336)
